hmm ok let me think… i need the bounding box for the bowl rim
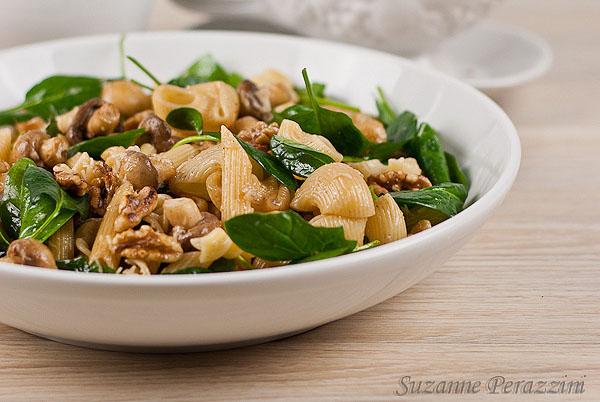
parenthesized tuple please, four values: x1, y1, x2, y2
(0, 30, 521, 287)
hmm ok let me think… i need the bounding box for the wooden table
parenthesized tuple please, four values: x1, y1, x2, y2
(1, 1, 599, 400)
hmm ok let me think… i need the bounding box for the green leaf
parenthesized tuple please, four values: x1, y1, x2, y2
(365, 141, 404, 161)
(0, 158, 36, 239)
(166, 107, 204, 132)
(389, 183, 467, 218)
(402, 206, 449, 231)
(408, 123, 451, 185)
(67, 128, 146, 158)
(0, 111, 37, 126)
(235, 135, 298, 190)
(162, 258, 237, 274)
(353, 240, 381, 252)
(168, 54, 243, 88)
(375, 87, 397, 128)
(273, 69, 370, 156)
(445, 152, 469, 190)
(19, 165, 88, 242)
(224, 210, 356, 262)
(269, 134, 334, 178)
(0, 76, 103, 119)
(57, 256, 115, 273)
(387, 111, 418, 145)
(46, 116, 60, 136)
(296, 82, 360, 112)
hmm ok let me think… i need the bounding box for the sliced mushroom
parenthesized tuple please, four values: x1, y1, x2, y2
(114, 150, 159, 190)
(138, 113, 173, 152)
(171, 211, 221, 251)
(66, 98, 121, 144)
(7, 238, 58, 269)
(236, 79, 273, 122)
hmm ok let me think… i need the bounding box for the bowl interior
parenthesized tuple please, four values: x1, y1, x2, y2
(0, 31, 515, 209)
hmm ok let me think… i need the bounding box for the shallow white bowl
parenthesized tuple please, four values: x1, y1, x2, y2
(0, 31, 520, 352)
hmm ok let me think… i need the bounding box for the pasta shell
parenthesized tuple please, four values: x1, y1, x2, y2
(169, 145, 222, 198)
(278, 119, 343, 162)
(310, 214, 367, 246)
(291, 163, 375, 218)
(365, 193, 407, 244)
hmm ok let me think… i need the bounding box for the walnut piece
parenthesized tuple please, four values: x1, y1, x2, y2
(111, 225, 183, 262)
(15, 116, 47, 133)
(237, 121, 279, 152)
(54, 163, 88, 196)
(114, 186, 159, 232)
(171, 211, 221, 251)
(367, 171, 432, 195)
(88, 162, 121, 216)
(39, 135, 69, 168)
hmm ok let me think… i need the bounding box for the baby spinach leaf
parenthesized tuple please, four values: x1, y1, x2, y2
(67, 128, 146, 158)
(408, 123, 451, 185)
(168, 54, 243, 88)
(365, 141, 404, 161)
(274, 69, 370, 156)
(0, 225, 10, 251)
(390, 183, 467, 218)
(387, 111, 418, 145)
(166, 107, 220, 148)
(166, 107, 204, 132)
(0, 158, 36, 239)
(19, 165, 88, 242)
(46, 116, 60, 136)
(270, 134, 334, 178)
(224, 210, 356, 262)
(296, 82, 360, 112)
(445, 152, 469, 190)
(402, 206, 449, 231)
(235, 136, 298, 190)
(375, 87, 397, 128)
(56, 256, 115, 273)
(0, 111, 37, 127)
(0, 76, 103, 120)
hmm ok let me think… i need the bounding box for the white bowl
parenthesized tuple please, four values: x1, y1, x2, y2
(0, 31, 520, 352)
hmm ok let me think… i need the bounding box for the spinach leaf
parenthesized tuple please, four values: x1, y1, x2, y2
(0, 225, 10, 251)
(224, 210, 356, 262)
(390, 183, 467, 218)
(445, 152, 469, 190)
(0, 111, 37, 127)
(269, 134, 334, 178)
(165, 107, 220, 148)
(375, 87, 397, 128)
(46, 116, 60, 136)
(296, 82, 360, 112)
(0, 76, 103, 119)
(402, 206, 449, 231)
(166, 107, 204, 132)
(274, 69, 370, 156)
(235, 136, 298, 190)
(365, 141, 404, 161)
(126, 56, 162, 86)
(67, 128, 146, 158)
(168, 54, 243, 88)
(0, 158, 35, 239)
(56, 256, 115, 273)
(387, 111, 418, 145)
(408, 123, 451, 185)
(19, 165, 88, 241)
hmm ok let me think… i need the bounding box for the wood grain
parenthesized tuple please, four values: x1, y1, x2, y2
(1, 1, 599, 401)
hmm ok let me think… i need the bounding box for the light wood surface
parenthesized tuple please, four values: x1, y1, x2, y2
(1, 1, 599, 401)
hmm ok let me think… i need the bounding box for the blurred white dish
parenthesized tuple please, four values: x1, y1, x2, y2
(420, 23, 553, 89)
(175, 0, 501, 56)
(0, 31, 520, 352)
(0, 0, 152, 49)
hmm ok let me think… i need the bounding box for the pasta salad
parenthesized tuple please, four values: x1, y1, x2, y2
(0, 51, 468, 274)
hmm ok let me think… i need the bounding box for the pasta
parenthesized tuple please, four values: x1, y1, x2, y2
(0, 54, 467, 274)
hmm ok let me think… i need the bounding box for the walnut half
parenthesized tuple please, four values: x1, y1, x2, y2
(114, 186, 159, 232)
(237, 121, 279, 152)
(110, 225, 183, 262)
(53, 163, 88, 196)
(367, 171, 432, 195)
